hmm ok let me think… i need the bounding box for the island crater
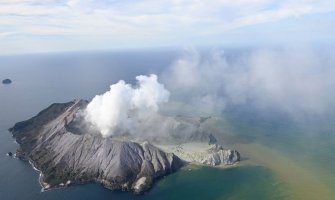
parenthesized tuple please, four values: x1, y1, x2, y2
(9, 99, 240, 194)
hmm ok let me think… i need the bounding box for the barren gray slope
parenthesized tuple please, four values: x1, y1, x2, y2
(9, 100, 183, 193)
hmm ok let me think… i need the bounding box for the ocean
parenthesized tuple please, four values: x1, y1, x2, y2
(0, 49, 334, 200)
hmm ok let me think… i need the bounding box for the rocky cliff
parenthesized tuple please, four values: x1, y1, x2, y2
(9, 100, 183, 194)
(200, 144, 240, 166)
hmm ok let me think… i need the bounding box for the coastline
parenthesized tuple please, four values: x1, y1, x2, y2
(156, 141, 240, 167)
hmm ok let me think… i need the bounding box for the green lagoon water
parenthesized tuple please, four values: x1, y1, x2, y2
(218, 111, 335, 200)
(145, 165, 287, 200)
(1, 51, 334, 200)
(145, 112, 335, 200)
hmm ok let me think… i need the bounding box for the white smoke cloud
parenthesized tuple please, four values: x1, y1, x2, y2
(162, 47, 335, 120)
(84, 74, 170, 137)
(84, 47, 335, 139)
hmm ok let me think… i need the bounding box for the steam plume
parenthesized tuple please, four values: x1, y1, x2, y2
(84, 46, 335, 139)
(84, 74, 170, 137)
(162, 47, 335, 120)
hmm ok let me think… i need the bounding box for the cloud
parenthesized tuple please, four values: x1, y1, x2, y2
(0, 0, 335, 53)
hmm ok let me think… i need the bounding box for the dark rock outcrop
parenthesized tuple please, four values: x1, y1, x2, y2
(2, 79, 12, 84)
(9, 99, 183, 193)
(208, 134, 217, 145)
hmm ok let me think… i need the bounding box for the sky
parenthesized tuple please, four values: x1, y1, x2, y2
(0, 0, 335, 54)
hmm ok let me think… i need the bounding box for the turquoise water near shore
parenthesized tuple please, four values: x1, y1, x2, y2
(1, 51, 334, 200)
(145, 165, 287, 200)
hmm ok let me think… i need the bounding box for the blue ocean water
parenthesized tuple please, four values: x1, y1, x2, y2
(0, 50, 176, 200)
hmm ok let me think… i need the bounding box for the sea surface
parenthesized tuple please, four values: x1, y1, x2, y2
(0, 49, 334, 200)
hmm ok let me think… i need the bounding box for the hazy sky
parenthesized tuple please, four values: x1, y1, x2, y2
(1, 0, 335, 54)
